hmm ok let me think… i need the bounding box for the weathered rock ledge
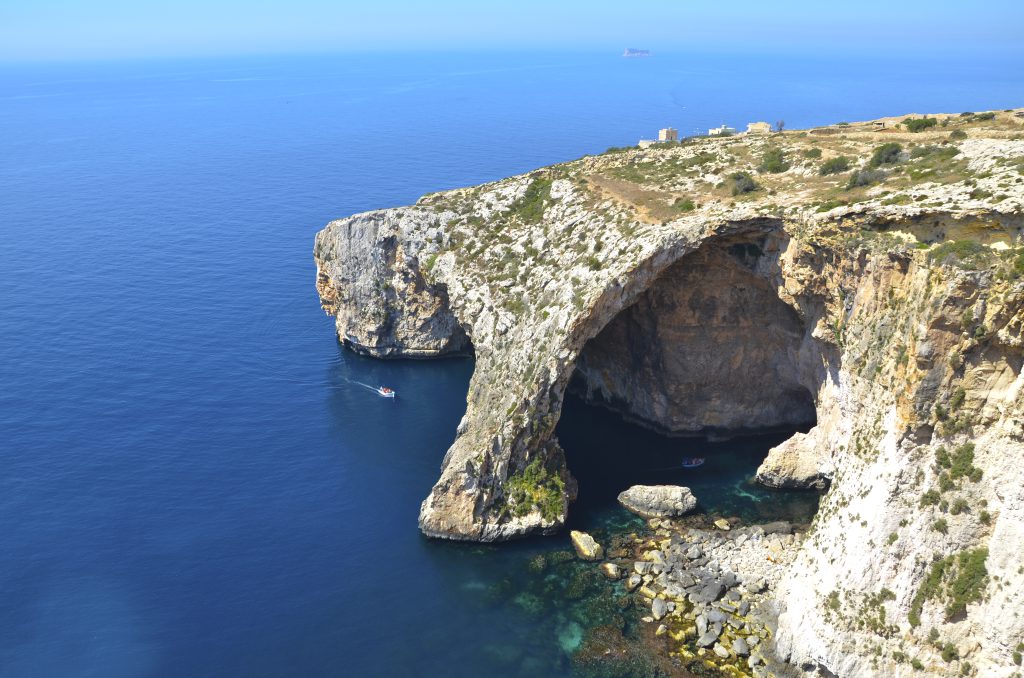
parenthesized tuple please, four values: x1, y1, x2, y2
(315, 111, 1024, 676)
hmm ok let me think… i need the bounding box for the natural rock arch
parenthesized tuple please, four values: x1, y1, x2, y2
(569, 233, 822, 440)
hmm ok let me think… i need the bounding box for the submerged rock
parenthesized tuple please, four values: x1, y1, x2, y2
(570, 530, 603, 561)
(557, 621, 584, 654)
(617, 485, 698, 519)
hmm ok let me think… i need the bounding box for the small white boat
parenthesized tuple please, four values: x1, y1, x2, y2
(377, 386, 396, 398)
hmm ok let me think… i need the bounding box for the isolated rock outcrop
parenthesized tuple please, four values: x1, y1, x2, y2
(570, 530, 603, 561)
(755, 430, 830, 489)
(314, 208, 469, 357)
(617, 485, 698, 518)
(315, 111, 1024, 676)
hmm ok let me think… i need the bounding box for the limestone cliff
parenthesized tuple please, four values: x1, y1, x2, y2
(314, 111, 1024, 675)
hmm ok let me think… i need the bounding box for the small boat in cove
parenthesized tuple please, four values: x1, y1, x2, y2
(377, 386, 396, 398)
(680, 457, 705, 469)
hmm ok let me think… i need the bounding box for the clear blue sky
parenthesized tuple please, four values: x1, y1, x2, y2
(1, 0, 1021, 62)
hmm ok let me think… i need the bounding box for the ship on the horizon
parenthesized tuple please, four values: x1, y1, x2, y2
(623, 48, 651, 58)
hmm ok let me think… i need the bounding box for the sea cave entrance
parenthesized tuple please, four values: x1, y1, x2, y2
(558, 235, 823, 529)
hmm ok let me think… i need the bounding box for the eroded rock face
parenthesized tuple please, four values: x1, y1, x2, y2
(755, 430, 830, 489)
(573, 243, 819, 435)
(313, 209, 469, 358)
(617, 485, 698, 519)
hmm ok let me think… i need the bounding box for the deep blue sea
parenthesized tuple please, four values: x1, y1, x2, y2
(2, 50, 1022, 677)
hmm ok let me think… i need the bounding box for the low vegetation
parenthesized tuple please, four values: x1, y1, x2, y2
(759, 147, 790, 174)
(504, 456, 565, 522)
(848, 169, 888, 189)
(820, 156, 851, 176)
(909, 548, 989, 626)
(934, 443, 983, 483)
(869, 143, 903, 168)
(727, 171, 759, 195)
(929, 240, 991, 270)
(903, 117, 939, 133)
(508, 176, 553, 223)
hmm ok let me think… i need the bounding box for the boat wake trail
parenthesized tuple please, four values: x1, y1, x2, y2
(350, 380, 384, 394)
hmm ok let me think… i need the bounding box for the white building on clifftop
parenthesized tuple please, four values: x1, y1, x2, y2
(708, 124, 737, 136)
(639, 127, 679, 148)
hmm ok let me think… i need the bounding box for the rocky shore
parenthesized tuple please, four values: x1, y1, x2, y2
(567, 486, 806, 677)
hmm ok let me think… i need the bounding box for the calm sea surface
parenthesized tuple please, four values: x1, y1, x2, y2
(2, 50, 1021, 677)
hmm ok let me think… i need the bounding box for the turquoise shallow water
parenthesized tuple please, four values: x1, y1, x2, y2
(2, 50, 1022, 677)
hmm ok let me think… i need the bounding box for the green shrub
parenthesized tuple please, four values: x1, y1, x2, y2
(941, 642, 959, 663)
(505, 456, 565, 522)
(910, 548, 989, 626)
(727, 172, 759, 195)
(815, 198, 849, 212)
(911, 658, 924, 670)
(509, 177, 553, 223)
(887, 532, 898, 545)
(759, 147, 790, 174)
(847, 168, 887, 189)
(920, 489, 941, 507)
(869, 142, 904, 167)
(950, 499, 969, 515)
(803, 148, 823, 159)
(980, 510, 991, 525)
(928, 240, 989, 269)
(950, 129, 968, 140)
(819, 156, 851, 175)
(910, 145, 942, 159)
(950, 387, 966, 410)
(674, 197, 696, 212)
(932, 518, 948, 533)
(973, 112, 996, 121)
(903, 117, 939, 133)
(948, 443, 979, 481)
(945, 548, 988, 618)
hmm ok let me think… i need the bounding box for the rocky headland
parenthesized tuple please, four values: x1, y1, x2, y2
(315, 111, 1024, 676)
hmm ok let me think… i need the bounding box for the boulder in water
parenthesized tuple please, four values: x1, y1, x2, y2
(570, 530, 603, 561)
(617, 485, 698, 519)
